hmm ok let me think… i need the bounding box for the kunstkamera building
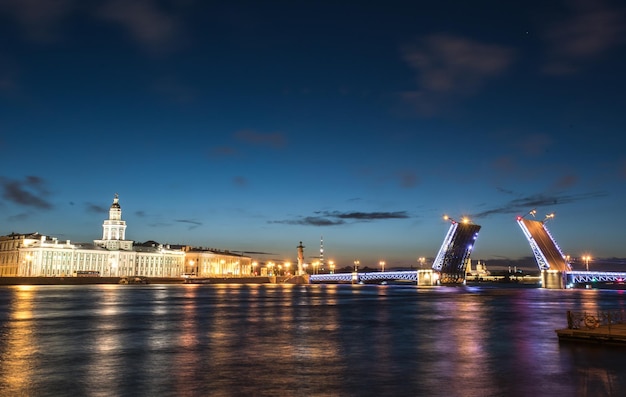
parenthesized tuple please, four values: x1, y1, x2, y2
(0, 194, 251, 278)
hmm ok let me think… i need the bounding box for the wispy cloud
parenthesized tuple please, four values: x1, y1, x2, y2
(0, 0, 74, 42)
(209, 146, 240, 158)
(401, 34, 515, 115)
(96, 0, 184, 53)
(0, 175, 52, 209)
(234, 129, 287, 149)
(272, 210, 410, 226)
(175, 219, 202, 230)
(233, 176, 248, 187)
(0, 0, 186, 52)
(541, 0, 626, 75)
(396, 170, 419, 188)
(472, 191, 607, 218)
(85, 203, 107, 213)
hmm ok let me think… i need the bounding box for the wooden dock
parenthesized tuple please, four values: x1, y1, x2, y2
(556, 310, 626, 345)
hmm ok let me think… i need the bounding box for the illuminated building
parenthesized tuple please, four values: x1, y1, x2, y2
(0, 194, 251, 278)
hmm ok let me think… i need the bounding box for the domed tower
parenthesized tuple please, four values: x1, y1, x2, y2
(102, 193, 126, 240)
(95, 193, 133, 250)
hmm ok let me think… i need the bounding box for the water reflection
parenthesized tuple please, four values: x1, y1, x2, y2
(1, 287, 36, 394)
(0, 285, 626, 396)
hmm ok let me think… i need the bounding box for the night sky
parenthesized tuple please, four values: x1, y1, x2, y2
(1, 1, 625, 270)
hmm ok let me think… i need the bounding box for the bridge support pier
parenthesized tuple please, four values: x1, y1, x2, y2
(541, 270, 566, 289)
(417, 269, 438, 286)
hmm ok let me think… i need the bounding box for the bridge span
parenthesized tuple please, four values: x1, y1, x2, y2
(306, 212, 625, 290)
(309, 269, 436, 285)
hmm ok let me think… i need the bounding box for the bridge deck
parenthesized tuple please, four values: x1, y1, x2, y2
(519, 218, 569, 272)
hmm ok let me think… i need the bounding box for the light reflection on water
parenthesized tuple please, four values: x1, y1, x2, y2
(0, 284, 625, 396)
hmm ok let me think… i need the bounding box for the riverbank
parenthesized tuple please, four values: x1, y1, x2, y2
(0, 275, 299, 286)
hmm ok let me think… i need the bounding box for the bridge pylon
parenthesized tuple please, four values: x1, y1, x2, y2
(516, 210, 571, 289)
(432, 216, 481, 285)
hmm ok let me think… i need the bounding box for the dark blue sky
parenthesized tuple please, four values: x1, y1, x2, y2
(1, 0, 625, 270)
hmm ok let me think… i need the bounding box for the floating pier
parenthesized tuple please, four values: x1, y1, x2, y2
(556, 309, 626, 345)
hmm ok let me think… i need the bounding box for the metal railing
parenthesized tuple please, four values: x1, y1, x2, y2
(566, 309, 626, 329)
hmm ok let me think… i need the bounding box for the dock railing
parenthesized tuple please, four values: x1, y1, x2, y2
(566, 309, 626, 330)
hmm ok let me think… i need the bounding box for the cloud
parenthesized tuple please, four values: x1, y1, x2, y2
(396, 170, 419, 188)
(0, 175, 52, 209)
(620, 159, 626, 180)
(552, 174, 578, 189)
(1, 0, 187, 53)
(0, 0, 74, 42)
(233, 176, 248, 187)
(234, 129, 287, 149)
(7, 212, 30, 222)
(401, 34, 515, 114)
(175, 219, 202, 230)
(209, 146, 239, 158)
(272, 210, 410, 226)
(541, 0, 626, 75)
(513, 133, 554, 157)
(96, 0, 183, 53)
(472, 191, 607, 218)
(85, 203, 107, 213)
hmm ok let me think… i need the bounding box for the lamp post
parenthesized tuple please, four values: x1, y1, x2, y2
(418, 257, 425, 269)
(189, 260, 195, 276)
(329, 261, 335, 274)
(252, 261, 258, 275)
(379, 261, 385, 272)
(353, 260, 360, 272)
(583, 255, 591, 272)
(285, 262, 291, 275)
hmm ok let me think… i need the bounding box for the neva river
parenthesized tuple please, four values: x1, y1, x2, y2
(0, 283, 625, 397)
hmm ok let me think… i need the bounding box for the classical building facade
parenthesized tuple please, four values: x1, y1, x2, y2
(0, 194, 252, 278)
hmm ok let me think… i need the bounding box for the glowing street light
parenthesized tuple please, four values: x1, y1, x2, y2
(284, 262, 291, 275)
(252, 261, 258, 275)
(583, 255, 592, 272)
(418, 257, 425, 269)
(353, 260, 360, 272)
(379, 261, 385, 272)
(329, 260, 335, 274)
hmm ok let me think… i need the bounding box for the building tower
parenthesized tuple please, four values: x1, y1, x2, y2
(297, 241, 305, 275)
(103, 193, 126, 240)
(94, 193, 133, 250)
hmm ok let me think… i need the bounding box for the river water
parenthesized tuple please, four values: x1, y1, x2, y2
(0, 283, 625, 397)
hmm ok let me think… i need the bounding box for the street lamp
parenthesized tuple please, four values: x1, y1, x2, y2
(583, 255, 591, 272)
(329, 260, 335, 274)
(252, 261, 258, 275)
(353, 260, 360, 272)
(379, 261, 385, 272)
(418, 257, 425, 269)
(284, 262, 291, 275)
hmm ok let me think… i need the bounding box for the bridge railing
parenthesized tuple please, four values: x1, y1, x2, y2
(565, 309, 626, 330)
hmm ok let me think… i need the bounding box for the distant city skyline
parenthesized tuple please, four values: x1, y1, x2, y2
(1, 1, 625, 270)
